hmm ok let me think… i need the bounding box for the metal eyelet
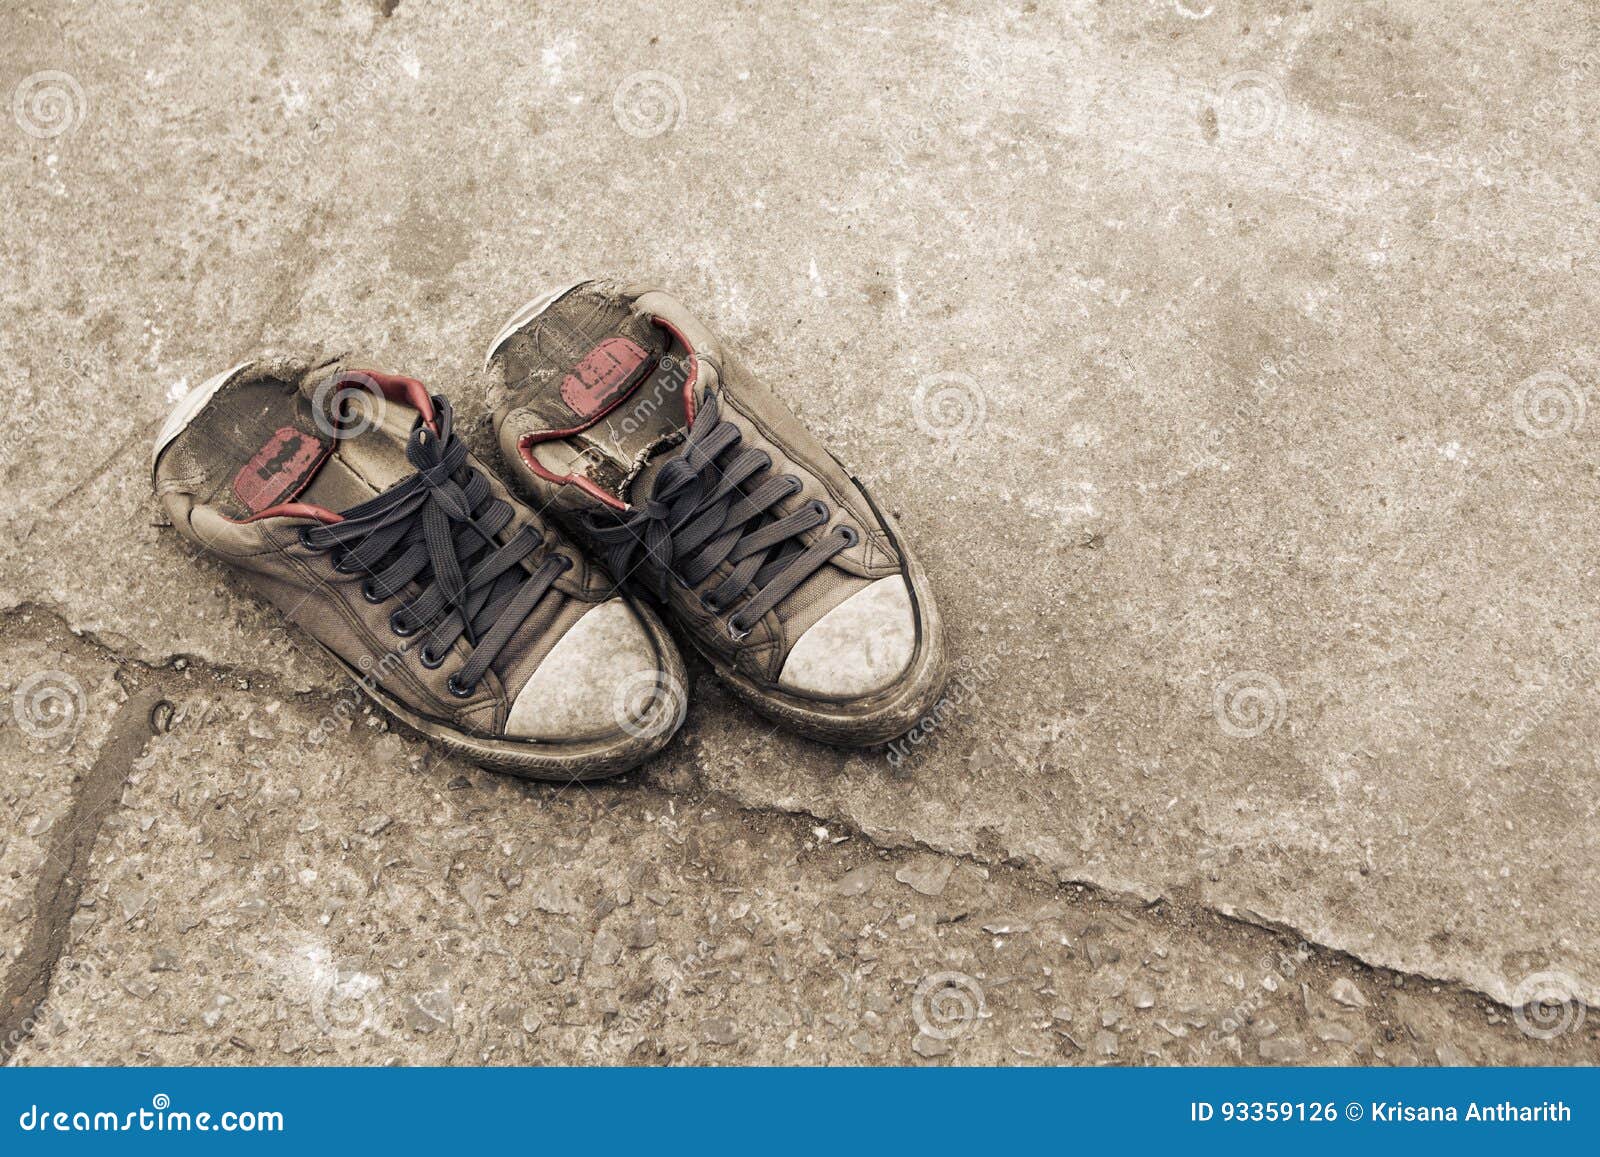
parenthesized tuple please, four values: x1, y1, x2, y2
(332, 555, 359, 575)
(727, 615, 753, 641)
(783, 475, 804, 498)
(389, 611, 416, 638)
(837, 525, 860, 547)
(700, 592, 722, 615)
(447, 675, 474, 699)
(418, 644, 445, 670)
(361, 580, 385, 604)
(297, 527, 321, 551)
(807, 499, 830, 520)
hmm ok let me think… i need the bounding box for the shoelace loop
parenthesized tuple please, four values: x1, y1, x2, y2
(584, 392, 852, 638)
(299, 396, 568, 697)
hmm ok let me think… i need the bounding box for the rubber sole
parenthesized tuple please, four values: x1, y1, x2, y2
(300, 593, 686, 781)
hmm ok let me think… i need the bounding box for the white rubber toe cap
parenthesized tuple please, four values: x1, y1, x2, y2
(504, 598, 658, 741)
(777, 577, 916, 699)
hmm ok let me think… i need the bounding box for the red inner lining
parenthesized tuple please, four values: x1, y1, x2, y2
(517, 316, 699, 512)
(346, 369, 438, 433)
(227, 368, 435, 526)
(239, 502, 343, 525)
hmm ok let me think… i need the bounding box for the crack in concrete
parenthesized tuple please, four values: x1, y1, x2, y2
(703, 790, 1550, 1016)
(0, 601, 1568, 1018)
(0, 683, 167, 1057)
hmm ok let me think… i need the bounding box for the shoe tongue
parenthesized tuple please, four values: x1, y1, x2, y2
(258, 381, 423, 515)
(562, 356, 695, 505)
(622, 438, 678, 505)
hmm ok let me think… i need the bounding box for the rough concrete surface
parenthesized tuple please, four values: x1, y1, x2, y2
(1, 0, 1596, 1064)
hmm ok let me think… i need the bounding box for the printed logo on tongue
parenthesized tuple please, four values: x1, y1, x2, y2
(560, 337, 652, 422)
(233, 427, 332, 514)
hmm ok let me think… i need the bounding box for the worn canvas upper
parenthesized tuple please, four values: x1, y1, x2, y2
(491, 282, 916, 694)
(152, 354, 653, 740)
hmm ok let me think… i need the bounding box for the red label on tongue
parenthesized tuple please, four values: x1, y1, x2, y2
(560, 337, 651, 421)
(233, 427, 332, 515)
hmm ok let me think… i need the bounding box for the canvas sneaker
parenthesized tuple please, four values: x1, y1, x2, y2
(151, 354, 686, 780)
(484, 280, 947, 746)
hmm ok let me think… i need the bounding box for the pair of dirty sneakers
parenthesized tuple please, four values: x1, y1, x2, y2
(152, 281, 947, 781)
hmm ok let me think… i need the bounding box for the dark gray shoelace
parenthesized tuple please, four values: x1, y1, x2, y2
(299, 396, 569, 696)
(585, 391, 854, 638)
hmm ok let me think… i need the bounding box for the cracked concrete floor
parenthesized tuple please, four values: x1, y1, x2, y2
(2, 0, 1597, 1064)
